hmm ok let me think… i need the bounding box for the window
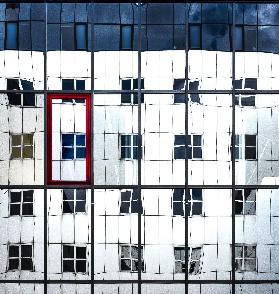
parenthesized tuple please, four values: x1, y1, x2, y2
(5, 22, 18, 50)
(189, 81, 200, 103)
(189, 24, 201, 49)
(174, 135, 202, 160)
(172, 189, 203, 217)
(61, 133, 86, 160)
(235, 25, 244, 51)
(121, 25, 133, 50)
(173, 79, 185, 103)
(235, 78, 257, 106)
(235, 189, 256, 215)
(6, 3, 19, 9)
(8, 244, 33, 271)
(121, 78, 144, 104)
(235, 134, 257, 160)
(120, 190, 143, 214)
(62, 79, 85, 91)
(10, 134, 34, 159)
(120, 245, 144, 272)
(63, 189, 86, 214)
(235, 245, 256, 272)
(75, 24, 87, 50)
(120, 134, 140, 159)
(174, 247, 202, 274)
(9, 190, 34, 216)
(62, 245, 87, 273)
(7, 79, 35, 106)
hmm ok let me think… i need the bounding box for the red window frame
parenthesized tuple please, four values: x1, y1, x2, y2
(47, 93, 91, 185)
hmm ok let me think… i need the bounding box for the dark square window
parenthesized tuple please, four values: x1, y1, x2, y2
(76, 79, 85, 90)
(63, 260, 75, 272)
(62, 79, 75, 90)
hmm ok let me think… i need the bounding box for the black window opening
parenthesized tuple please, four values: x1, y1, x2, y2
(174, 135, 202, 160)
(235, 134, 257, 160)
(189, 24, 201, 50)
(121, 78, 144, 104)
(5, 22, 18, 50)
(62, 245, 87, 273)
(172, 188, 203, 217)
(62, 79, 86, 103)
(121, 25, 133, 50)
(7, 79, 35, 106)
(235, 189, 256, 215)
(63, 189, 86, 214)
(10, 190, 34, 216)
(120, 134, 141, 159)
(174, 247, 202, 275)
(235, 78, 257, 107)
(120, 189, 143, 214)
(8, 244, 34, 271)
(120, 245, 144, 272)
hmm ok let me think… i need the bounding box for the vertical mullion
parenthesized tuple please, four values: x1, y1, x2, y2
(185, 2, 189, 294)
(137, 2, 142, 294)
(44, 3, 48, 294)
(90, 2, 95, 293)
(232, 2, 236, 294)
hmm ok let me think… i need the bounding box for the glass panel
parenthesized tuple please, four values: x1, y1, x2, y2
(142, 284, 185, 294)
(47, 189, 91, 280)
(48, 284, 91, 294)
(0, 189, 44, 280)
(189, 284, 232, 294)
(1, 284, 44, 294)
(94, 189, 139, 280)
(94, 284, 138, 294)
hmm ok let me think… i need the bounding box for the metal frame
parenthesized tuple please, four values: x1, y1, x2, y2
(1, 2, 279, 294)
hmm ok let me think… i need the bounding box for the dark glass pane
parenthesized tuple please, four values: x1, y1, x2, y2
(173, 202, 184, 216)
(235, 79, 242, 89)
(76, 189, 86, 200)
(193, 147, 202, 159)
(21, 245, 32, 257)
(76, 79, 85, 90)
(121, 147, 131, 159)
(63, 201, 74, 213)
(75, 24, 87, 50)
(174, 135, 185, 146)
(10, 204, 20, 215)
(8, 259, 19, 270)
(122, 79, 131, 90)
(132, 147, 138, 159)
(63, 245, 74, 258)
(192, 188, 202, 200)
(76, 247, 86, 259)
(23, 190, 33, 202)
(121, 135, 131, 146)
(23, 93, 35, 106)
(191, 202, 202, 215)
(235, 190, 243, 201)
(6, 22, 18, 49)
(235, 201, 243, 214)
(8, 93, 21, 105)
(9, 246, 19, 257)
(174, 93, 185, 103)
(62, 79, 74, 90)
(241, 96, 255, 106)
(76, 147, 86, 159)
(63, 189, 74, 200)
(21, 80, 33, 90)
(120, 203, 129, 215)
(21, 258, 33, 270)
(189, 24, 201, 49)
(61, 25, 74, 50)
(245, 147, 256, 160)
(22, 203, 33, 215)
(7, 79, 20, 90)
(75, 201, 86, 213)
(63, 260, 74, 272)
(121, 93, 131, 104)
(10, 191, 21, 203)
(245, 135, 256, 146)
(76, 260, 86, 272)
(173, 189, 184, 201)
(174, 146, 185, 159)
(193, 135, 201, 146)
(62, 147, 74, 159)
(235, 26, 244, 51)
(121, 25, 132, 49)
(121, 191, 131, 201)
(121, 259, 131, 271)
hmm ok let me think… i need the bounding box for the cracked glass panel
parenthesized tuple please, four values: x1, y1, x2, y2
(94, 189, 139, 280)
(188, 94, 232, 185)
(235, 189, 279, 280)
(235, 95, 279, 185)
(188, 189, 232, 280)
(0, 92, 44, 185)
(94, 94, 138, 185)
(47, 189, 91, 280)
(141, 94, 186, 185)
(0, 189, 44, 280)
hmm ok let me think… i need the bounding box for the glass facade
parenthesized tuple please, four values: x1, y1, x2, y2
(0, 2, 279, 293)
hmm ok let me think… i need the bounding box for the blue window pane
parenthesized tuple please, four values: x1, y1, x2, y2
(6, 22, 17, 49)
(62, 147, 74, 159)
(193, 135, 201, 146)
(189, 24, 201, 49)
(62, 134, 74, 147)
(76, 135, 85, 146)
(76, 24, 87, 50)
(76, 79, 85, 90)
(192, 189, 202, 200)
(76, 147, 86, 159)
(21, 80, 33, 90)
(62, 79, 74, 90)
(121, 135, 131, 146)
(121, 25, 132, 50)
(235, 26, 244, 51)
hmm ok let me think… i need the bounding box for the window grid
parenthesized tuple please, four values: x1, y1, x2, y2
(9, 190, 34, 216)
(62, 189, 87, 214)
(120, 244, 144, 273)
(10, 134, 34, 159)
(1, 2, 278, 293)
(235, 245, 257, 272)
(62, 244, 87, 274)
(8, 244, 34, 271)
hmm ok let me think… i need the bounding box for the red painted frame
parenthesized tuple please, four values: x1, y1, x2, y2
(47, 93, 91, 185)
